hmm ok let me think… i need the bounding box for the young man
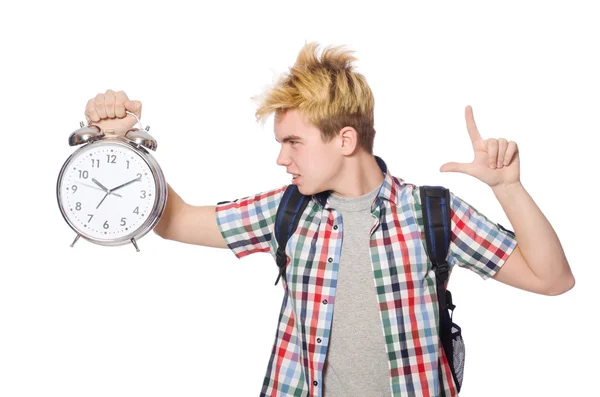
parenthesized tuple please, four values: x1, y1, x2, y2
(85, 42, 574, 397)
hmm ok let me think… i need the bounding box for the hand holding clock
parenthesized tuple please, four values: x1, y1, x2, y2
(85, 89, 142, 136)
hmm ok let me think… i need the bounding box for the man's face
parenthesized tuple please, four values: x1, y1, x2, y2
(274, 109, 342, 196)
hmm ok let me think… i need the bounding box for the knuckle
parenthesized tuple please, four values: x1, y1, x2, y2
(115, 103, 126, 117)
(115, 90, 128, 100)
(114, 92, 127, 107)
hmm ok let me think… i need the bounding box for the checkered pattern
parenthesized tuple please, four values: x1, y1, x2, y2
(215, 156, 517, 397)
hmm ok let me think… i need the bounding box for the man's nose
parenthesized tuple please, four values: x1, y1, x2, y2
(276, 148, 291, 167)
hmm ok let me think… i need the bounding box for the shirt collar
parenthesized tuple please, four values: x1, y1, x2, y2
(313, 155, 405, 210)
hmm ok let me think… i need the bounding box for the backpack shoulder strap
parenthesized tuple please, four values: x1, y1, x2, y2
(419, 185, 452, 283)
(420, 185, 457, 394)
(419, 185, 457, 319)
(273, 184, 311, 286)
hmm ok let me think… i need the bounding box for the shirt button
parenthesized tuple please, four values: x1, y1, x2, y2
(313, 381, 318, 386)
(328, 257, 333, 263)
(317, 338, 322, 343)
(333, 225, 338, 230)
(322, 299, 328, 305)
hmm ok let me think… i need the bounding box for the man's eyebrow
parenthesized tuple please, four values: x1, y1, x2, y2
(275, 135, 303, 143)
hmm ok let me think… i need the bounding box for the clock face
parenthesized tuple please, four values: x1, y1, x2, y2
(58, 141, 158, 241)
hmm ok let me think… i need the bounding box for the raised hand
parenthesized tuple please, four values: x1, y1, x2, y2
(85, 89, 142, 135)
(439, 105, 520, 188)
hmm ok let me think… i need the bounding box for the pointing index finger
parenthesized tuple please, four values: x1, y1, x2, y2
(465, 105, 483, 148)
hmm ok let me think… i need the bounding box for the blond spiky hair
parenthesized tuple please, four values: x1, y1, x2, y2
(254, 42, 376, 154)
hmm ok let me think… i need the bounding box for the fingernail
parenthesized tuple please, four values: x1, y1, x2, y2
(497, 161, 502, 168)
(490, 163, 496, 169)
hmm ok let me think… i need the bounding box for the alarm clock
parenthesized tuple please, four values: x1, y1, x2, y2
(56, 111, 168, 251)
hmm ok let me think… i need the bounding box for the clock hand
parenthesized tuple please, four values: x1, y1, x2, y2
(110, 176, 142, 193)
(96, 191, 109, 209)
(77, 182, 122, 197)
(92, 178, 110, 193)
(91, 178, 123, 210)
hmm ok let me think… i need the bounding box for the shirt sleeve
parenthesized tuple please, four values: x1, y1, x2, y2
(446, 191, 518, 280)
(215, 184, 288, 259)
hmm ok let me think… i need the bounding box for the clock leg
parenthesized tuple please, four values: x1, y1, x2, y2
(131, 237, 140, 252)
(70, 234, 81, 247)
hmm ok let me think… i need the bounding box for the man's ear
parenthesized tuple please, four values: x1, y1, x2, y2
(339, 126, 358, 155)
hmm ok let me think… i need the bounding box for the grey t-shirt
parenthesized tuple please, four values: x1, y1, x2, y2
(323, 182, 390, 397)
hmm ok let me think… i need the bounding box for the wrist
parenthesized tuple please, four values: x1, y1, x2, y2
(491, 181, 523, 197)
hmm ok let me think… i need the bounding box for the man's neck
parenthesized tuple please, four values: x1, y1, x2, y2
(330, 154, 385, 198)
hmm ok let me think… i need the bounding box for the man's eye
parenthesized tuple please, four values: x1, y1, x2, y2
(290, 141, 299, 146)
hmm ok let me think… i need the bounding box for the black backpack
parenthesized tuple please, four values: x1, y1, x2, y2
(273, 184, 466, 394)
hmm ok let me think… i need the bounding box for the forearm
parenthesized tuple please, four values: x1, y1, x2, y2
(491, 181, 574, 286)
(152, 184, 227, 248)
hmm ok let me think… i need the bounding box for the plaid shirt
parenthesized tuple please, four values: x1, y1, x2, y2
(215, 156, 517, 397)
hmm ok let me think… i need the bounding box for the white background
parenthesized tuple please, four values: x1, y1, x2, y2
(1, 1, 597, 396)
